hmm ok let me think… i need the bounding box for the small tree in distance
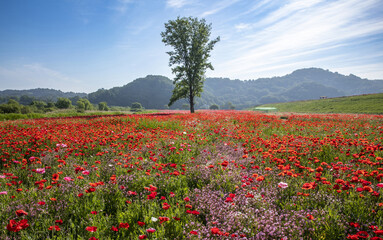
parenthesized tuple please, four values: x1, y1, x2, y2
(210, 104, 219, 110)
(131, 102, 143, 112)
(56, 97, 72, 109)
(161, 16, 220, 113)
(98, 102, 109, 111)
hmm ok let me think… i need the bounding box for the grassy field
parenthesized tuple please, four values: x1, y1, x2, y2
(257, 93, 383, 114)
(0, 109, 160, 121)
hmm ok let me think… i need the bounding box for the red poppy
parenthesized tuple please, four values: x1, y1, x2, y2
(211, 227, 221, 235)
(7, 219, 29, 232)
(190, 230, 198, 235)
(48, 225, 60, 231)
(139, 235, 147, 239)
(111, 226, 118, 232)
(159, 217, 169, 224)
(15, 210, 28, 216)
(137, 221, 146, 226)
(119, 222, 129, 229)
(85, 226, 97, 232)
(357, 231, 369, 239)
(85, 187, 96, 193)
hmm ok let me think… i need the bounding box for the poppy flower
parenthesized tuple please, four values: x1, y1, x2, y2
(356, 231, 369, 239)
(48, 225, 60, 231)
(85, 226, 97, 232)
(159, 217, 169, 224)
(137, 221, 145, 226)
(7, 219, 29, 232)
(190, 230, 198, 235)
(119, 223, 129, 229)
(278, 182, 288, 189)
(111, 226, 118, 231)
(139, 235, 147, 239)
(302, 183, 314, 190)
(146, 228, 156, 233)
(211, 227, 221, 235)
(15, 210, 28, 216)
(85, 188, 96, 193)
(35, 168, 45, 174)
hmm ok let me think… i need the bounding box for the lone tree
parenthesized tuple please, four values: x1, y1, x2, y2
(161, 16, 219, 113)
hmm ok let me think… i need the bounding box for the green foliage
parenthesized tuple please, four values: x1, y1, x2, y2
(260, 93, 383, 114)
(98, 102, 109, 111)
(56, 97, 72, 109)
(209, 104, 219, 110)
(76, 98, 93, 112)
(161, 16, 220, 113)
(131, 102, 143, 112)
(0, 99, 22, 114)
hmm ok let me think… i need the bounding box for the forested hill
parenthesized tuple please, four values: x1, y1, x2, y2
(87, 75, 184, 109)
(1, 68, 383, 109)
(0, 88, 87, 105)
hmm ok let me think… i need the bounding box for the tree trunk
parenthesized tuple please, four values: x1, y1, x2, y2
(190, 95, 195, 113)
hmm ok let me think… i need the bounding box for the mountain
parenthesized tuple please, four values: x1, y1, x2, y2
(88, 75, 184, 109)
(203, 68, 383, 108)
(0, 88, 87, 105)
(1, 68, 382, 109)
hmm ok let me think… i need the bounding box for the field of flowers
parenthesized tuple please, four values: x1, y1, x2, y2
(0, 111, 382, 239)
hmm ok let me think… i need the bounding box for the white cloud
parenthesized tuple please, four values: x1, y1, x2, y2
(166, 0, 189, 8)
(111, 0, 134, 14)
(200, 0, 241, 17)
(213, 0, 383, 80)
(235, 23, 251, 31)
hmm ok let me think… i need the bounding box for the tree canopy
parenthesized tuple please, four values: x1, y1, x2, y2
(161, 16, 219, 113)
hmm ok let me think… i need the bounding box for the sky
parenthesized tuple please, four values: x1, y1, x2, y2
(0, 0, 382, 93)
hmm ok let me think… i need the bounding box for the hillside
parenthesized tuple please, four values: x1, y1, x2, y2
(1, 68, 383, 109)
(88, 75, 185, 109)
(0, 88, 87, 104)
(257, 93, 383, 114)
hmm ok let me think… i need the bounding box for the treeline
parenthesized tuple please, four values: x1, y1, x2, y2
(0, 97, 111, 114)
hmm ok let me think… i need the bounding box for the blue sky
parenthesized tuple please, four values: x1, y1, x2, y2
(0, 0, 382, 93)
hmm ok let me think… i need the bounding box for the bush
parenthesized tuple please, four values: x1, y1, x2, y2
(56, 98, 72, 109)
(98, 102, 109, 111)
(209, 104, 219, 110)
(131, 102, 143, 112)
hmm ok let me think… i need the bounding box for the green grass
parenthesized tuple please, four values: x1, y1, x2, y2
(0, 109, 161, 121)
(257, 93, 383, 114)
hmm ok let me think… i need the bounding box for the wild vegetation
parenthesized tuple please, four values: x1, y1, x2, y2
(1, 111, 382, 239)
(258, 93, 383, 114)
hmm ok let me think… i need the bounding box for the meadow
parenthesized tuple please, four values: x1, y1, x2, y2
(0, 111, 382, 239)
(258, 93, 383, 114)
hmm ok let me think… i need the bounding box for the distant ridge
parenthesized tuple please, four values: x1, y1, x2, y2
(1, 68, 382, 109)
